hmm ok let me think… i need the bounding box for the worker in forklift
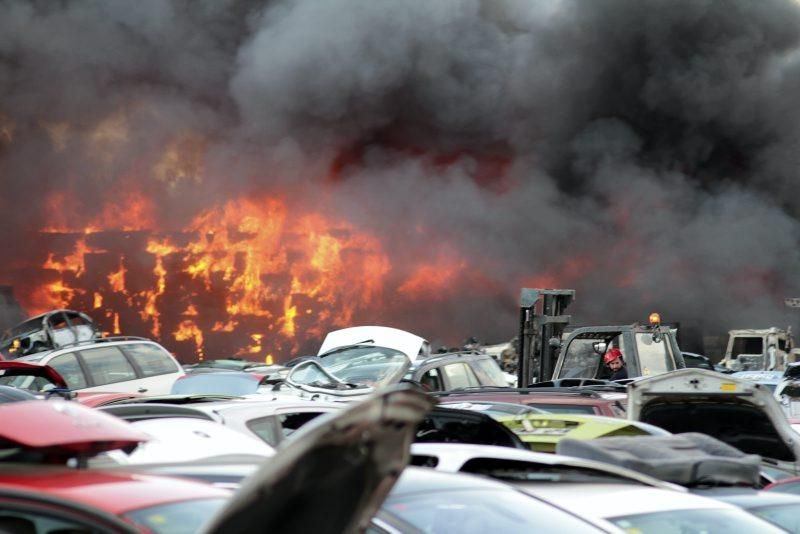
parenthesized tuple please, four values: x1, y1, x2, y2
(604, 347, 628, 380)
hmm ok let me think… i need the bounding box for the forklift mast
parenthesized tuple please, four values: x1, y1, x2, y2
(517, 288, 575, 386)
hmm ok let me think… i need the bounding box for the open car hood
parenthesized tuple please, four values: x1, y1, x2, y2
(0, 361, 68, 389)
(202, 384, 436, 534)
(0, 400, 149, 459)
(628, 369, 800, 472)
(318, 326, 429, 362)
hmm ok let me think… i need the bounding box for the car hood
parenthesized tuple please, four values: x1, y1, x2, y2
(0, 400, 149, 458)
(201, 384, 436, 534)
(627, 368, 800, 472)
(318, 326, 429, 362)
(0, 361, 68, 389)
(499, 413, 654, 453)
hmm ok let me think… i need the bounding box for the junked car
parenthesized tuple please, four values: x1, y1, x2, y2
(0, 385, 437, 534)
(280, 326, 507, 402)
(627, 368, 800, 475)
(7, 337, 184, 395)
(101, 395, 344, 447)
(0, 309, 102, 359)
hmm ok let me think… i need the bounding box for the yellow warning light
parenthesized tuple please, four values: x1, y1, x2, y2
(265, 354, 274, 365)
(649, 312, 661, 326)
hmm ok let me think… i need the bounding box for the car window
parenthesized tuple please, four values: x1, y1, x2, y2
(246, 412, 328, 446)
(609, 508, 784, 534)
(125, 498, 228, 534)
(471, 358, 508, 386)
(246, 416, 281, 446)
(557, 339, 600, 379)
(384, 487, 601, 534)
(0, 510, 108, 534)
(77, 346, 137, 385)
(123, 343, 179, 377)
(279, 412, 326, 439)
(442, 363, 480, 389)
(731, 337, 764, 359)
(419, 368, 444, 391)
(48, 352, 88, 389)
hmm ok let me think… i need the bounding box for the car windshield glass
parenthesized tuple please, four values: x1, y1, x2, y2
(636, 333, 673, 376)
(557, 339, 600, 379)
(125, 498, 228, 534)
(291, 346, 410, 389)
(609, 508, 784, 534)
(384, 488, 600, 533)
(750, 503, 800, 532)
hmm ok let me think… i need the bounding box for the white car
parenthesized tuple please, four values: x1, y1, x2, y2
(523, 485, 784, 533)
(101, 394, 345, 447)
(12, 337, 183, 395)
(101, 417, 275, 465)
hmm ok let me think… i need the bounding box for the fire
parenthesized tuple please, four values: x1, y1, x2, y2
(29, 194, 392, 362)
(174, 320, 204, 361)
(107, 259, 127, 293)
(398, 256, 466, 301)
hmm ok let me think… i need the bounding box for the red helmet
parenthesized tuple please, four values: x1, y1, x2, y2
(603, 348, 623, 364)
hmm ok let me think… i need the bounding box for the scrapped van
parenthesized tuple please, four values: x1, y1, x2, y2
(627, 369, 800, 474)
(720, 328, 794, 372)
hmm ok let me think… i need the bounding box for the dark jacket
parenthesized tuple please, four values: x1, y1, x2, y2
(610, 367, 628, 381)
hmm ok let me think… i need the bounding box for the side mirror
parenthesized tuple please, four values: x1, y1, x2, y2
(592, 342, 607, 355)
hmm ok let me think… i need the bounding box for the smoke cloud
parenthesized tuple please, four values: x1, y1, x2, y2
(3, 0, 800, 356)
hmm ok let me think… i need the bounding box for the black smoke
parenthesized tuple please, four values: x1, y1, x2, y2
(2, 0, 800, 356)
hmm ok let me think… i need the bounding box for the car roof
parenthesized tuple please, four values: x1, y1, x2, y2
(696, 488, 800, 508)
(17, 337, 169, 363)
(0, 466, 230, 515)
(523, 484, 740, 518)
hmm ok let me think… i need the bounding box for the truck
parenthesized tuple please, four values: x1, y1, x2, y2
(516, 288, 685, 387)
(718, 327, 796, 372)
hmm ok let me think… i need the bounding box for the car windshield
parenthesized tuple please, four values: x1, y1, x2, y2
(290, 346, 410, 389)
(609, 508, 784, 534)
(749, 503, 800, 532)
(124, 498, 228, 534)
(384, 488, 600, 533)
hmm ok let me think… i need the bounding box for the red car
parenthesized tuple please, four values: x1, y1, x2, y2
(0, 400, 231, 532)
(434, 388, 627, 417)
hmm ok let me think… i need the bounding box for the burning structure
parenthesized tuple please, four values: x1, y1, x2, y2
(3, 0, 800, 362)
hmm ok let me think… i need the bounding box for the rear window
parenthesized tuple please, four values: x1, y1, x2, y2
(123, 343, 179, 377)
(77, 346, 137, 385)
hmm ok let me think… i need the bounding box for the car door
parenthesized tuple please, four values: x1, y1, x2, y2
(65, 345, 143, 394)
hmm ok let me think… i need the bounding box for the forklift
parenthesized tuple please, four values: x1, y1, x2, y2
(517, 288, 685, 387)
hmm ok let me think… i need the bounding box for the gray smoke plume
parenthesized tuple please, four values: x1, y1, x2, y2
(3, 0, 800, 356)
